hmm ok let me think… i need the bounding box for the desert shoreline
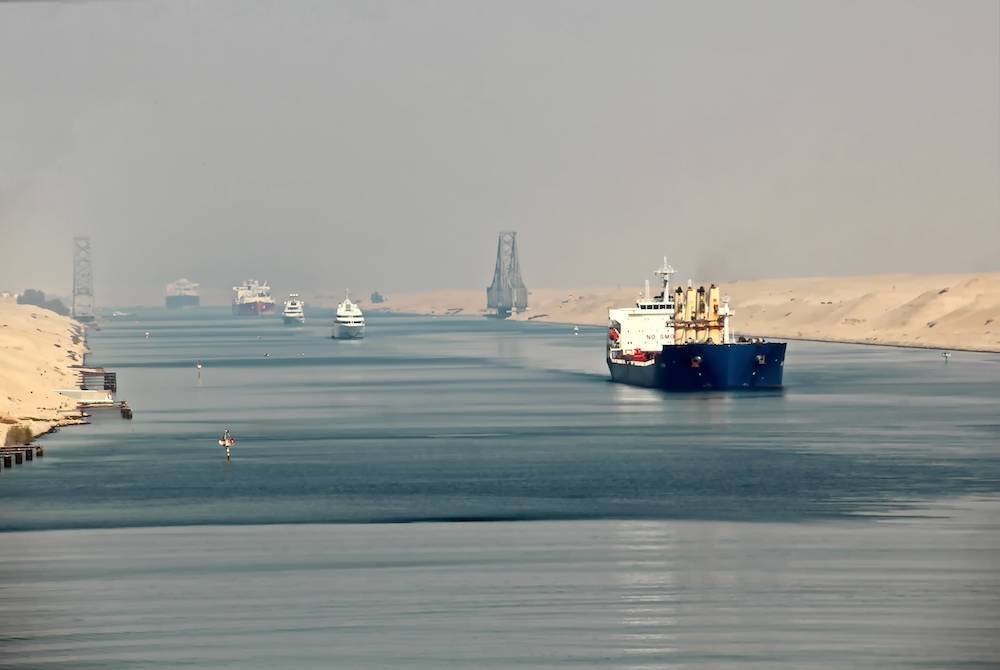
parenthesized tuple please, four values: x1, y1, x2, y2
(379, 310, 1000, 355)
(0, 299, 88, 447)
(3, 269, 996, 447)
(367, 271, 1000, 354)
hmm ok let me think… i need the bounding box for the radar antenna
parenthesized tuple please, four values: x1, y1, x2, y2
(653, 256, 675, 297)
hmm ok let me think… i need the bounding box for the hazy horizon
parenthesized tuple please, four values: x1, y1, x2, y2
(2, 0, 998, 305)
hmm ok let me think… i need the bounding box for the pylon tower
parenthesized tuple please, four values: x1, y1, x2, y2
(486, 231, 528, 317)
(72, 236, 95, 322)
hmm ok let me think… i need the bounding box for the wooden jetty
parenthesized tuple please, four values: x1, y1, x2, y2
(73, 366, 117, 393)
(60, 363, 133, 420)
(79, 400, 133, 417)
(4, 362, 132, 476)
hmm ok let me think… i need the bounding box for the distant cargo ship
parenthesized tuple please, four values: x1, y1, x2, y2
(165, 278, 200, 308)
(331, 291, 365, 339)
(232, 279, 276, 316)
(607, 258, 786, 390)
(282, 293, 305, 324)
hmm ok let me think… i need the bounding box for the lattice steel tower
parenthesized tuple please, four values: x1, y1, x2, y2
(486, 231, 528, 317)
(72, 236, 95, 322)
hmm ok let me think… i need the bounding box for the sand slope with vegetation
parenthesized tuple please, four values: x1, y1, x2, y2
(374, 273, 1000, 353)
(0, 298, 87, 445)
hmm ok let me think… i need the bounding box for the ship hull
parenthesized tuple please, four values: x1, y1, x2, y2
(608, 342, 786, 390)
(283, 315, 304, 325)
(232, 302, 275, 316)
(331, 324, 365, 339)
(166, 295, 200, 309)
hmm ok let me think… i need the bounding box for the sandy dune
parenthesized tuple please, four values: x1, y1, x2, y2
(724, 274, 1000, 352)
(0, 299, 87, 445)
(374, 273, 1000, 352)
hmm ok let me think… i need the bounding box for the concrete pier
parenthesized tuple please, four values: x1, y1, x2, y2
(1, 446, 39, 470)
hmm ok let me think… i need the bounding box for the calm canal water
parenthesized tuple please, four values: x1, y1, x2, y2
(1, 309, 998, 668)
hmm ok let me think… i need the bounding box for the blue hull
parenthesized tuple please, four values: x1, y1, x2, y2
(165, 295, 200, 309)
(608, 342, 786, 390)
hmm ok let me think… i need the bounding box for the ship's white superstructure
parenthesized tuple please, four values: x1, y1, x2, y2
(166, 278, 200, 308)
(332, 291, 365, 339)
(608, 257, 734, 360)
(282, 294, 305, 324)
(232, 280, 276, 316)
(166, 278, 199, 297)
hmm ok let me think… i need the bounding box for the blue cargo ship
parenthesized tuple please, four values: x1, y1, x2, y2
(607, 258, 786, 391)
(165, 278, 201, 309)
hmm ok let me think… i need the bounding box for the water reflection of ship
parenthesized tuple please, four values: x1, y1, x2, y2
(612, 521, 678, 660)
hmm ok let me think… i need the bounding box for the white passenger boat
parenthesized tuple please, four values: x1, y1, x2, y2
(282, 294, 305, 324)
(332, 292, 365, 339)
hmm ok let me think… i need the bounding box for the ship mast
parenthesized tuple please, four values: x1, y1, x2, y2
(654, 257, 675, 301)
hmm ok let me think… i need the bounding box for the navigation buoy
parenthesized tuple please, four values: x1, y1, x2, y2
(196, 360, 203, 380)
(218, 428, 237, 461)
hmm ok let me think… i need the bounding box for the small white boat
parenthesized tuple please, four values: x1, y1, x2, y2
(282, 293, 305, 324)
(332, 291, 365, 339)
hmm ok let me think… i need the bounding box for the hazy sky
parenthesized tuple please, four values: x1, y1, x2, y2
(1, 0, 998, 305)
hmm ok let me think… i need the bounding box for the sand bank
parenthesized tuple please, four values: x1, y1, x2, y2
(0, 298, 88, 445)
(373, 273, 1000, 353)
